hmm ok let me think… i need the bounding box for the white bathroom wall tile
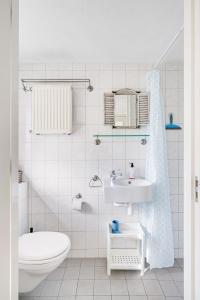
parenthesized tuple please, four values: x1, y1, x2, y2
(71, 161, 86, 178)
(46, 213, 59, 231)
(170, 195, 179, 213)
(125, 142, 139, 159)
(99, 196, 113, 215)
(167, 142, 179, 159)
(178, 178, 184, 195)
(30, 178, 45, 197)
(166, 71, 178, 88)
(73, 107, 86, 125)
(86, 232, 99, 249)
(99, 160, 113, 179)
(86, 195, 99, 214)
(112, 70, 126, 90)
(58, 143, 71, 161)
(44, 143, 58, 161)
(112, 160, 126, 176)
(71, 143, 86, 161)
(169, 178, 179, 195)
(19, 63, 184, 258)
(71, 249, 86, 258)
(72, 232, 86, 249)
(86, 215, 99, 232)
(86, 106, 101, 125)
(31, 161, 45, 179)
(58, 196, 72, 214)
(99, 70, 112, 89)
(168, 160, 179, 178)
(58, 178, 71, 196)
(72, 125, 86, 142)
(73, 88, 86, 107)
(99, 143, 113, 160)
(98, 215, 112, 232)
(125, 70, 139, 88)
(178, 160, 183, 178)
(98, 231, 107, 248)
(45, 195, 60, 213)
(86, 249, 99, 257)
(172, 213, 179, 231)
(32, 213, 46, 231)
(86, 143, 99, 161)
(31, 142, 45, 161)
(178, 195, 184, 213)
(44, 161, 58, 179)
(58, 161, 72, 179)
(31, 197, 47, 214)
(71, 178, 86, 196)
(178, 71, 184, 88)
(174, 230, 179, 248)
(112, 142, 126, 160)
(139, 70, 147, 89)
(165, 89, 179, 106)
(86, 161, 99, 178)
(71, 214, 86, 231)
(86, 70, 100, 88)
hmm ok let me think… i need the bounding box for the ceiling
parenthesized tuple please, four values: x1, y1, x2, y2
(19, 0, 184, 63)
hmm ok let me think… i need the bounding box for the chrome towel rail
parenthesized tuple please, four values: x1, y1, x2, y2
(21, 78, 94, 92)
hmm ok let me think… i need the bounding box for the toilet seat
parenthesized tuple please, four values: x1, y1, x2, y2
(19, 231, 70, 265)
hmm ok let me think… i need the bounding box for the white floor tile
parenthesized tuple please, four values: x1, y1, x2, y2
(159, 280, 180, 297)
(127, 280, 146, 296)
(154, 269, 172, 281)
(94, 280, 111, 295)
(95, 266, 108, 279)
(143, 280, 163, 296)
(64, 266, 80, 279)
(59, 280, 78, 296)
(47, 267, 65, 280)
(93, 296, 111, 300)
(129, 296, 147, 300)
(76, 280, 94, 295)
(110, 280, 128, 295)
(79, 265, 95, 279)
(40, 280, 61, 297)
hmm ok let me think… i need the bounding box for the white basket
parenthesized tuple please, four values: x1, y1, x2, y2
(107, 222, 145, 276)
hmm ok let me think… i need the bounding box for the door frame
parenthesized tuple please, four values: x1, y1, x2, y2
(0, 0, 18, 299)
(184, 0, 200, 299)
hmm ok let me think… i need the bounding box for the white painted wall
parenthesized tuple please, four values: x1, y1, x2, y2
(0, 0, 18, 299)
(19, 62, 183, 258)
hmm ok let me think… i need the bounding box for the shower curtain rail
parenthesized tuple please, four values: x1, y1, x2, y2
(154, 25, 184, 69)
(21, 78, 94, 92)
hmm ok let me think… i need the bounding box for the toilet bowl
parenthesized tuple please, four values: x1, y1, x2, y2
(19, 231, 71, 293)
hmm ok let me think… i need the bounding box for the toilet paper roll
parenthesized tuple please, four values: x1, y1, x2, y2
(72, 197, 83, 212)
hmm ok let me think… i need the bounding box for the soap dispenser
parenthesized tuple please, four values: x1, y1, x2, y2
(129, 163, 135, 179)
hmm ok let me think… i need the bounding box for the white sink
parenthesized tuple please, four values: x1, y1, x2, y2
(103, 177, 153, 204)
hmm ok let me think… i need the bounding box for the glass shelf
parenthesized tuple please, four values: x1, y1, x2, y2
(93, 134, 149, 145)
(93, 134, 150, 137)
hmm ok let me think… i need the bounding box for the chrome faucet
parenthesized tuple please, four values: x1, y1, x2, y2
(110, 169, 122, 182)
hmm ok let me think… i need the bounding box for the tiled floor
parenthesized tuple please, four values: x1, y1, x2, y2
(19, 258, 184, 300)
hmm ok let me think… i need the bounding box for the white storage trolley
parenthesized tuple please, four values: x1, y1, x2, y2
(107, 222, 146, 276)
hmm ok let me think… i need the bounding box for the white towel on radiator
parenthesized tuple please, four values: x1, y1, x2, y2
(31, 84, 72, 135)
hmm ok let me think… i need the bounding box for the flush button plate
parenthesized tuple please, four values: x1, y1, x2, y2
(195, 176, 199, 202)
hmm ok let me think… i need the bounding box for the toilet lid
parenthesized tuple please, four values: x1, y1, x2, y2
(19, 232, 70, 261)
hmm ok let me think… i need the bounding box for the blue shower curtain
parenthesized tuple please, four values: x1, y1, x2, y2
(141, 70, 174, 269)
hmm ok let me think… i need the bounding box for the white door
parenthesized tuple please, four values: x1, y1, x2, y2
(184, 0, 200, 299)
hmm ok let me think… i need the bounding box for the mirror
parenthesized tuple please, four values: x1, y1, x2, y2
(114, 94, 137, 128)
(104, 89, 149, 129)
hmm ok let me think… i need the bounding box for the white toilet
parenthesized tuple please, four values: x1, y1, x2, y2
(19, 231, 71, 293)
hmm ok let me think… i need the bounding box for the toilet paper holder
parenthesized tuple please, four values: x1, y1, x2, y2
(72, 193, 82, 200)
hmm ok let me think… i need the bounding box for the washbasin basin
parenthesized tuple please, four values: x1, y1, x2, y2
(114, 178, 151, 187)
(103, 177, 153, 204)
